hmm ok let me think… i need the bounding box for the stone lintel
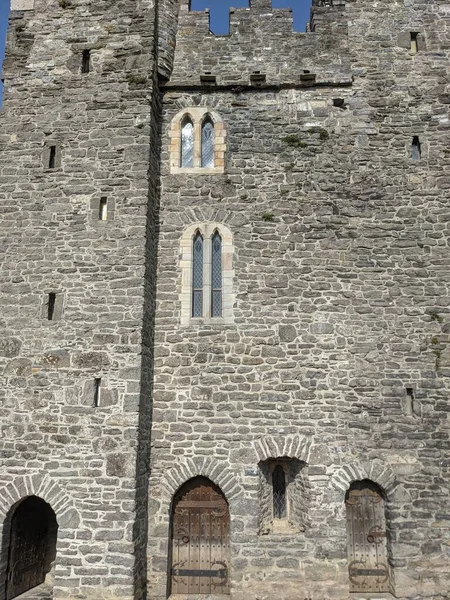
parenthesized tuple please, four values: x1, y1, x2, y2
(11, 0, 35, 9)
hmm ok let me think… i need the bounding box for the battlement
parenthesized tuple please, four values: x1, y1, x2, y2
(161, 0, 349, 87)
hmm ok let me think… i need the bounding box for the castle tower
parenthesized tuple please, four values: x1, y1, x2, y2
(0, 0, 450, 599)
(0, 0, 159, 597)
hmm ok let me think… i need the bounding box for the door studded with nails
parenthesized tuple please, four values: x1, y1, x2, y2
(170, 477, 230, 595)
(346, 481, 390, 593)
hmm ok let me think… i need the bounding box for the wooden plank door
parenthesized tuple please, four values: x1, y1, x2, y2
(346, 481, 390, 593)
(171, 477, 230, 595)
(6, 498, 50, 599)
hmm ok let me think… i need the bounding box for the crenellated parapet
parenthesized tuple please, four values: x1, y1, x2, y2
(161, 0, 351, 88)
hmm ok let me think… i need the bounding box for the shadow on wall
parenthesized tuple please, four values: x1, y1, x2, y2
(190, 0, 312, 34)
(0, 0, 11, 107)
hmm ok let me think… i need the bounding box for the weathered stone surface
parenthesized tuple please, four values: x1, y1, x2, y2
(10, 0, 34, 10)
(4, 357, 32, 376)
(1, 0, 450, 599)
(39, 349, 70, 369)
(0, 337, 21, 358)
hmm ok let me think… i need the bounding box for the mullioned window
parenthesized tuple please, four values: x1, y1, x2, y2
(179, 223, 234, 325)
(169, 108, 226, 174)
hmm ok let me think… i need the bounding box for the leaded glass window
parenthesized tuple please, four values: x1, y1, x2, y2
(272, 465, 287, 520)
(201, 119, 214, 168)
(181, 119, 194, 168)
(211, 231, 222, 317)
(192, 232, 203, 317)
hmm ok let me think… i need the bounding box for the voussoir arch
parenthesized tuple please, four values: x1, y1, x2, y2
(171, 106, 224, 128)
(330, 459, 398, 499)
(159, 456, 245, 504)
(0, 472, 80, 529)
(253, 435, 312, 464)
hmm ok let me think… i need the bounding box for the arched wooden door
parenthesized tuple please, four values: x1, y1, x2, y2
(346, 481, 390, 593)
(170, 477, 230, 595)
(6, 496, 58, 599)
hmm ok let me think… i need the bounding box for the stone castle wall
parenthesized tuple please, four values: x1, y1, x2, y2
(0, 0, 449, 599)
(147, 0, 450, 598)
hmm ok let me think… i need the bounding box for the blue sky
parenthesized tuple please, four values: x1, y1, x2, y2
(0, 0, 9, 104)
(0, 0, 309, 103)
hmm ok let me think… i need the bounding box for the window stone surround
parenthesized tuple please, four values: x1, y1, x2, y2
(169, 107, 226, 174)
(179, 222, 234, 326)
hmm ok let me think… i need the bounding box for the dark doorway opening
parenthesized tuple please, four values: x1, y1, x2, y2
(2, 496, 58, 600)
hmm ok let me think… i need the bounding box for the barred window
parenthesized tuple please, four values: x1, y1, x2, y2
(211, 231, 222, 317)
(181, 118, 195, 168)
(192, 232, 204, 317)
(201, 119, 215, 168)
(272, 465, 287, 520)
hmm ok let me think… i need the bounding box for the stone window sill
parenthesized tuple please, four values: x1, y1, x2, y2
(170, 167, 224, 175)
(183, 317, 235, 328)
(350, 594, 395, 600)
(169, 595, 230, 600)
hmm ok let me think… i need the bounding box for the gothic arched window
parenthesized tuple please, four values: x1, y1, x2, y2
(201, 119, 215, 168)
(192, 232, 204, 317)
(181, 118, 194, 168)
(272, 464, 287, 520)
(211, 231, 222, 317)
(180, 223, 234, 324)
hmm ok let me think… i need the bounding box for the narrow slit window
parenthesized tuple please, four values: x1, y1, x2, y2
(93, 378, 101, 407)
(211, 231, 222, 317)
(412, 136, 421, 160)
(405, 387, 415, 416)
(181, 118, 194, 168)
(81, 49, 91, 73)
(201, 119, 214, 168)
(48, 146, 56, 169)
(47, 293, 56, 320)
(272, 465, 287, 520)
(192, 232, 203, 317)
(410, 32, 419, 53)
(99, 197, 108, 221)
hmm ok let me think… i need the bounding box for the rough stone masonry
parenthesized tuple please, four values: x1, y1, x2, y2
(0, 0, 449, 599)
